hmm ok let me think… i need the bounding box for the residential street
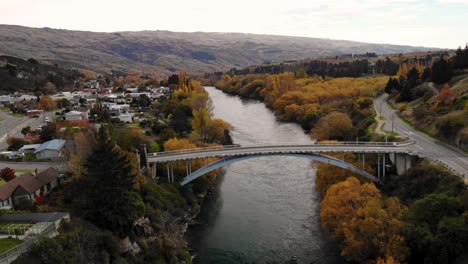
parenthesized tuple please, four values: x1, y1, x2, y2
(375, 93, 468, 179)
(0, 160, 67, 170)
(0, 111, 54, 150)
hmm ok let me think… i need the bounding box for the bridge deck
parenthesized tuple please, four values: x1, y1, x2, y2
(147, 141, 415, 163)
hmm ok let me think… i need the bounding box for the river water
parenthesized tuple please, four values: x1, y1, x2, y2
(188, 87, 343, 264)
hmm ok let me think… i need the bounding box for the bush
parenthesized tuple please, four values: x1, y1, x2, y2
(436, 114, 466, 139)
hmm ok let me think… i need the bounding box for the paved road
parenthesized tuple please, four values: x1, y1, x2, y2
(0, 160, 67, 170)
(375, 93, 468, 179)
(0, 111, 54, 150)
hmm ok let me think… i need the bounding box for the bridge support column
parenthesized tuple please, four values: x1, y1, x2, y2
(383, 154, 386, 180)
(151, 163, 157, 180)
(185, 161, 189, 177)
(166, 163, 175, 183)
(377, 154, 381, 180)
(170, 163, 174, 183)
(395, 154, 418, 176)
(362, 154, 365, 170)
(166, 164, 171, 182)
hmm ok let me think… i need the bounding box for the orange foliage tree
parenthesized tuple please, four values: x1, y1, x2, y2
(431, 83, 458, 110)
(37, 96, 57, 111)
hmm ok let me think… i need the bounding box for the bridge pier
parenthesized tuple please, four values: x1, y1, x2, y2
(166, 163, 175, 183)
(150, 163, 157, 180)
(391, 153, 418, 176)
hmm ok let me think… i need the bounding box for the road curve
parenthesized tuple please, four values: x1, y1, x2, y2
(375, 93, 468, 179)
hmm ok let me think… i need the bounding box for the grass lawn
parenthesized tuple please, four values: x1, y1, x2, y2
(0, 238, 23, 253)
(0, 179, 5, 186)
(0, 106, 24, 117)
(15, 169, 35, 174)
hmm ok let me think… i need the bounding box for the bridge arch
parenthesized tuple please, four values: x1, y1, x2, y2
(179, 153, 378, 186)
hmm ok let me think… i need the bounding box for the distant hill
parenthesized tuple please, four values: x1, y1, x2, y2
(0, 25, 435, 75)
(0, 55, 84, 93)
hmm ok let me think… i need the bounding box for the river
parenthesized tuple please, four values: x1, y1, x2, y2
(187, 87, 343, 264)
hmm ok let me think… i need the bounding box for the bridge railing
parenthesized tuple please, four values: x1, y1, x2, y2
(148, 140, 415, 157)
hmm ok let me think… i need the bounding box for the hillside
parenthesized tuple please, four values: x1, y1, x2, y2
(0, 55, 85, 93)
(0, 25, 433, 75)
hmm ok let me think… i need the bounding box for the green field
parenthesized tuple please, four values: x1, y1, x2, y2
(0, 238, 23, 253)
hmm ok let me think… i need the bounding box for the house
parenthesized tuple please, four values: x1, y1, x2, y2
(64, 110, 88, 121)
(105, 104, 130, 115)
(34, 139, 66, 160)
(26, 109, 44, 117)
(0, 168, 61, 209)
(18, 94, 37, 102)
(19, 144, 41, 154)
(117, 113, 135, 123)
(0, 95, 12, 104)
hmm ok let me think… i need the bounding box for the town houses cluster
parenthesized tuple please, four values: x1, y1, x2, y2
(0, 79, 172, 161)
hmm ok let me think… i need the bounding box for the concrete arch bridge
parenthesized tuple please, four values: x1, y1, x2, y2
(145, 141, 425, 186)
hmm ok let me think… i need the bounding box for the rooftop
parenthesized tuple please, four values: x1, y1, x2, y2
(34, 139, 66, 153)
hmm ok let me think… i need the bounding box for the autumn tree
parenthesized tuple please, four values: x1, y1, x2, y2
(341, 197, 408, 262)
(37, 96, 57, 111)
(321, 177, 408, 263)
(192, 107, 211, 140)
(320, 177, 381, 239)
(0, 167, 16, 182)
(311, 111, 354, 141)
(431, 83, 458, 110)
(6, 136, 28, 150)
(112, 127, 146, 151)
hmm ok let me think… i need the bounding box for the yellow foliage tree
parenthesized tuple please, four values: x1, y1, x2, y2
(341, 197, 408, 263)
(320, 177, 381, 239)
(310, 111, 353, 140)
(192, 107, 211, 140)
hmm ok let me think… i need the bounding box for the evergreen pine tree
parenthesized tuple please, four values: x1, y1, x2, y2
(431, 58, 453, 84)
(80, 127, 142, 237)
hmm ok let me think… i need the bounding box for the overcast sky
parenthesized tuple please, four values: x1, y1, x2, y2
(1, 0, 467, 48)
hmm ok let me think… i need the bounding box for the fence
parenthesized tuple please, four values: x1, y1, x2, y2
(0, 222, 56, 264)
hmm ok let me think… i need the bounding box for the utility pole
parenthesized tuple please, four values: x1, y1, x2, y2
(391, 114, 394, 133)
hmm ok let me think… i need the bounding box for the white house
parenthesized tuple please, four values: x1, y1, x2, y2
(64, 110, 88, 121)
(106, 104, 130, 115)
(19, 144, 41, 154)
(0, 95, 12, 104)
(118, 113, 135, 123)
(34, 139, 66, 160)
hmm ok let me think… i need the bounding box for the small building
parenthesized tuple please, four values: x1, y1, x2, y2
(0, 95, 12, 104)
(0, 168, 61, 209)
(26, 109, 44, 117)
(117, 113, 135, 123)
(19, 144, 41, 154)
(34, 139, 66, 160)
(64, 110, 88, 121)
